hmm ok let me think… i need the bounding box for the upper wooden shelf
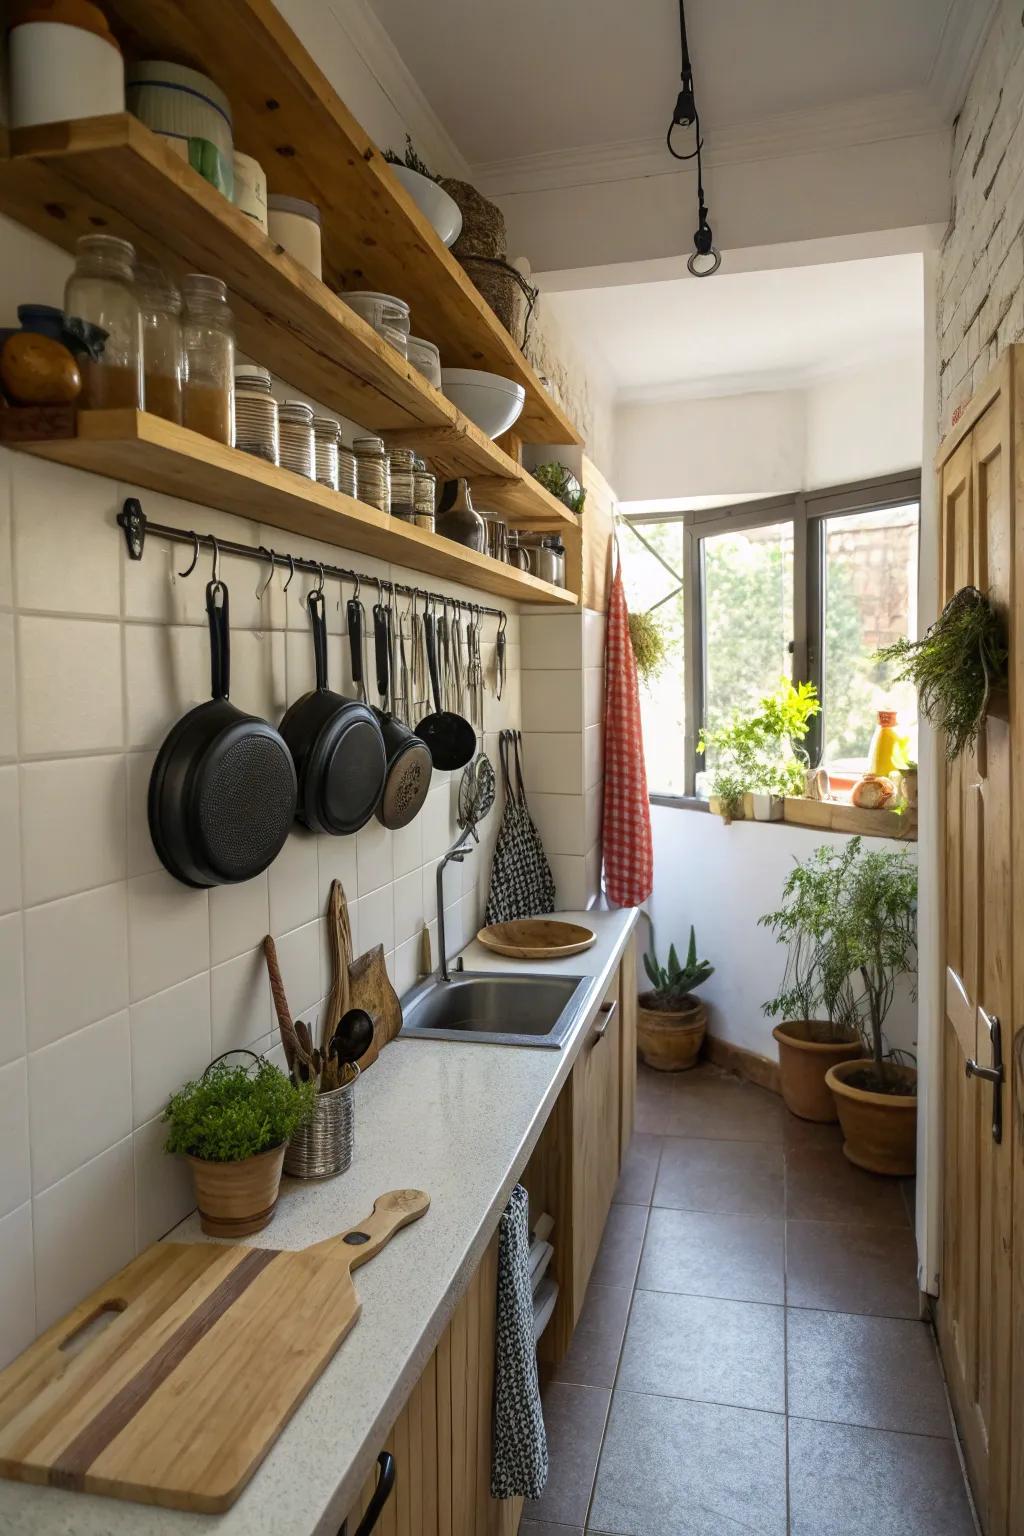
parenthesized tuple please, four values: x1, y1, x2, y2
(95, 0, 580, 448)
(0, 116, 576, 533)
(9, 410, 577, 608)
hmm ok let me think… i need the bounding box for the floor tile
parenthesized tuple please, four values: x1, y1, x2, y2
(783, 1111, 844, 1149)
(785, 1145, 910, 1227)
(618, 1289, 785, 1412)
(520, 1524, 582, 1536)
(787, 1309, 952, 1438)
(654, 1136, 784, 1217)
(651, 1074, 785, 1143)
(524, 1382, 609, 1528)
(552, 1283, 632, 1389)
(786, 1221, 919, 1318)
(638, 1207, 785, 1304)
(589, 1389, 787, 1536)
(589, 1203, 648, 1289)
(613, 1132, 662, 1205)
(788, 1418, 976, 1535)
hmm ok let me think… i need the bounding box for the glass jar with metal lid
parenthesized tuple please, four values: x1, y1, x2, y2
(338, 442, 357, 499)
(278, 399, 315, 479)
(63, 233, 143, 410)
(313, 415, 341, 490)
(353, 435, 390, 513)
(388, 446, 416, 520)
(181, 273, 234, 445)
(136, 263, 183, 424)
(233, 365, 279, 464)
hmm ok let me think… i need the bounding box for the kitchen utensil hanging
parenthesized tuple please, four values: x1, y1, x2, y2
(415, 600, 476, 770)
(485, 730, 556, 923)
(371, 591, 433, 829)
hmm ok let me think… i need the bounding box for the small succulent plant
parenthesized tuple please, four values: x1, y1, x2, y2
(642, 926, 713, 1009)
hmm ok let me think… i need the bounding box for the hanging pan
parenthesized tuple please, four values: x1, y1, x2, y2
(279, 584, 386, 835)
(414, 602, 476, 770)
(149, 568, 297, 888)
(371, 594, 433, 829)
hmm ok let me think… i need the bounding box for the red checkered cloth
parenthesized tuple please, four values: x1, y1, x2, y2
(602, 563, 653, 906)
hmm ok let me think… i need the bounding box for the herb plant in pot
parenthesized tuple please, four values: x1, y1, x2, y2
(699, 679, 820, 824)
(638, 927, 713, 1071)
(164, 1052, 316, 1236)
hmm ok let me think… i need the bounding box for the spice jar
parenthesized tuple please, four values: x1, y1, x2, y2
(388, 446, 416, 520)
(338, 443, 357, 499)
(181, 274, 234, 445)
(233, 365, 278, 464)
(313, 415, 341, 490)
(136, 264, 183, 424)
(278, 400, 315, 479)
(63, 234, 143, 410)
(413, 462, 436, 532)
(353, 435, 391, 513)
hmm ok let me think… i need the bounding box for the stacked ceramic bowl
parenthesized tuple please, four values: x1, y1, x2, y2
(127, 61, 234, 199)
(343, 292, 411, 358)
(441, 368, 526, 440)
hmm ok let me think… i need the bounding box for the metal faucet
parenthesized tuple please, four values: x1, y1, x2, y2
(436, 828, 474, 982)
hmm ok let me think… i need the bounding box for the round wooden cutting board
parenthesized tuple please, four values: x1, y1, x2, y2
(475, 919, 597, 960)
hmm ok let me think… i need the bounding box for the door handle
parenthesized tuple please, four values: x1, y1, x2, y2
(965, 1009, 1004, 1144)
(590, 1000, 617, 1046)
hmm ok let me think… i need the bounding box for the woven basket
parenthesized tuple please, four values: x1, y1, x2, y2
(462, 256, 534, 348)
(440, 178, 506, 258)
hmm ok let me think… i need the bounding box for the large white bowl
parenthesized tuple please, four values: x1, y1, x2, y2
(391, 165, 463, 248)
(442, 368, 526, 439)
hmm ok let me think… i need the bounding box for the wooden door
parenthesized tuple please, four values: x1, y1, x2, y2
(935, 355, 1016, 1536)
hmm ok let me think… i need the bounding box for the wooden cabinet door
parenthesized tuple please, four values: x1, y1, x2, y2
(571, 988, 621, 1306)
(935, 358, 1016, 1536)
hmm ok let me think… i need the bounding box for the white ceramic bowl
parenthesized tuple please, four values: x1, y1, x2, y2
(391, 165, 463, 248)
(441, 368, 526, 439)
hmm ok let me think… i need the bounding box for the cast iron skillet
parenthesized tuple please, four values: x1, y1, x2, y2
(279, 590, 386, 835)
(371, 599, 432, 828)
(148, 579, 297, 887)
(415, 606, 476, 770)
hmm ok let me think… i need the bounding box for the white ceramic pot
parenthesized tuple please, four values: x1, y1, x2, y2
(232, 152, 268, 233)
(127, 61, 234, 198)
(750, 792, 783, 821)
(10, 20, 125, 129)
(390, 165, 463, 247)
(268, 195, 323, 280)
(441, 368, 525, 439)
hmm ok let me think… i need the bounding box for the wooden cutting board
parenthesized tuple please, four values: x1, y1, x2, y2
(0, 1188, 429, 1513)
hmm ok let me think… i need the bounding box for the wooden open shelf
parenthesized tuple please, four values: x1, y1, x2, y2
(0, 116, 575, 533)
(8, 411, 577, 607)
(85, 0, 580, 448)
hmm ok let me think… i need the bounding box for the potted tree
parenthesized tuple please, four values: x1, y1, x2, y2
(824, 841, 918, 1175)
(760, 842, 864, 1121)
(699, 679, 820, 823)
(638, 927, 713, 1071)
(164, 1052, 316, 1236)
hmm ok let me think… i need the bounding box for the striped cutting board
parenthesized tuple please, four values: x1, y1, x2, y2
(0, 1188, 429, 1512)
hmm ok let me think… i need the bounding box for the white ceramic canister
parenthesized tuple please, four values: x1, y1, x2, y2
(267, 195, 322, 280)
(127, 61, 234, 198)
(232, 152, 268, 233)
(9, 14, 125, 129)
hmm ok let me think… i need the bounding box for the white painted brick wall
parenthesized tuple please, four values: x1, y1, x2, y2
(939, 0, 1024, 428)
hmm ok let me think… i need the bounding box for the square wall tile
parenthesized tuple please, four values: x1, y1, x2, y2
(133, 1113, 194, 1249)
(28, 1010, 131, 1193)
(529, 792, 587, 856)
(0, 1059, 30, 1219)
(392, 932, 422, 998)
(0, 451, 11, 610)
(231, 627, 286, 723)
(209, 871, 270, 967)
(420, 784, 454, 863)
(211, 946, 273, 1058)
(582, 609, 606, 669)
(584, 724, 604, 790)
(356, 884, 395, 956)
(393, 869, 422, 947)
(273, 919, 320, 1024)
(0, 1202, 34, 1369)
(33, 1137, 135, 1330)
(268, 829, 319, 936)
(13, 457, 121, 615)
(584, 667, 604, 728)
(391, 815, 422, 879)
(124, 622, 208, 750)
(17, 615, 123, 756)
(130, 973, 212, 1127)
(125, 751, 161, 877)
(519, 733, 583, 795)
(0, 613, 17, 760)
(522, 670, 584, 734)
(20, 755, 126, 906)
(0, 766, 20, 914)
(549, 853, 588, 911)
(521, 613, 582, 671)
(356, 817, 394, 897)
(127, 871, 209, 1003)
(0, 913, 26, 1066)
(24, 883, 129, 1049)
(317, 834, 358, 910)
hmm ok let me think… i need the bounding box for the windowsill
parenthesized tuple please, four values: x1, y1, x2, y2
(649, 792, 916, 841)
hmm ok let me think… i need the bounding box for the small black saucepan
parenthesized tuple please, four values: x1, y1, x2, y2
(414, 605, 476, 770)
(279, 589, 386, 835)
(149, 578, 297, 888)
(371, 598, 432, 828)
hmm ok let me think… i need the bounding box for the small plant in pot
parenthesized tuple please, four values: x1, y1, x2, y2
(164, 1052, 316, 1236)
(638, 927, 713, 1071)
(699, 679, 819, 823)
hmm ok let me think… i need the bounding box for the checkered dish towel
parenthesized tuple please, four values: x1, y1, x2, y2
(602, 562, 654, 906)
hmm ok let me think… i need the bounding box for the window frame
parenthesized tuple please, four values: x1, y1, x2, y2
(624, 470, 922, 798)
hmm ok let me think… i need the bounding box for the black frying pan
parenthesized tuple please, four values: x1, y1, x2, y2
(149, 579, 297, 887)
(414, 606, 476, 770)
(279, 590, 386, 835)
(371, 599, 432, 828)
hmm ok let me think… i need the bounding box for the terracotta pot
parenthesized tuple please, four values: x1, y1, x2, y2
(186, 1143, 286, 1236)
(637, 994, 707, 1071)
(825, 1059, 918, 1176)
(772, 1020, 864, 1123)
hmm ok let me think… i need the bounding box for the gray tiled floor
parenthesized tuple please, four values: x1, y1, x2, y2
(523, 1063, 978, 1536)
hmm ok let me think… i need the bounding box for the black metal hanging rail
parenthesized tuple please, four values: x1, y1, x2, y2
(117, 498, 508, 621)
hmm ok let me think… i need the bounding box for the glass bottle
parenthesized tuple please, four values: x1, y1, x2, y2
(181, 274, 235, 445)
(867, 709, 900, 777)
(63, 234, 143, 410)
(136, 263, 183, 425)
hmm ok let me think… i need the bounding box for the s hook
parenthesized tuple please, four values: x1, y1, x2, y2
(283, 553, 295, 593)
(256, 547, 276, 601)
(209, 535, 221, 584)
(178, 530, 200, 579)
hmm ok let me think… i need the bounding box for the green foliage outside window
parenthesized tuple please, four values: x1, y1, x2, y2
(698, 678, 820, 819)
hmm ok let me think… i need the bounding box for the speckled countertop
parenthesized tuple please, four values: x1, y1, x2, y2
(0, 907, 637, 1536)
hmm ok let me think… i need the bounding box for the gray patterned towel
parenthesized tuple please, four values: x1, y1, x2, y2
(491, 1184, 548, 1499)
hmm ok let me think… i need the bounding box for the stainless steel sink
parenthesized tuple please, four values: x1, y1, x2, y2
(399, 971, 592, 1048)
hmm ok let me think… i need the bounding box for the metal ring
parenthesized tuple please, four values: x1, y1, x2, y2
(687, 246, 721, 277)
(209, 535, 221, 583)
(256, 547, 276, 601)
(178, 530, 200, 578)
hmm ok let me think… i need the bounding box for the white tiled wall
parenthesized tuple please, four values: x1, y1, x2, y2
(0, 448, 520, 1362)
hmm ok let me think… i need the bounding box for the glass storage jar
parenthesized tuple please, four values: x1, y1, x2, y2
(278, 400, 315, 479)
(313, 416, 341, 490)
(353, 435, 391, 513)
(388, 446, 416, 520)
(182, 274, 234, 444)
(63, 234, 143, 410)
(413, 462, 436, 532)
(136, 263, 183, 424)
(233, 365, 279, 464)
(338, 443, 357, 499)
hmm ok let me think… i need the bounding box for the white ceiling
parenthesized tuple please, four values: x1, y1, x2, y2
(372, 0, 984, 168)
(547, 254, 924, 400)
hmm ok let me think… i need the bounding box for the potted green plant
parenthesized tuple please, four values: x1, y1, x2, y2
(164, 1052, 316, 1236)
(698, 679, 820, 823)
(638, 927, 714, 1071)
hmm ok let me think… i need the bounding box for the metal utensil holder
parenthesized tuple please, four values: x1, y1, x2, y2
(284, 1065, 358, 1179)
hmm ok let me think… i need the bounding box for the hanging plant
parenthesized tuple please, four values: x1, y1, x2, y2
(531, 462, 586, 514)
(875, 586, 1007, 762)
(628, 610, 668, 683)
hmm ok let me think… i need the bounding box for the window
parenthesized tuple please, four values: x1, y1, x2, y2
(620, 473, 921, 798)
